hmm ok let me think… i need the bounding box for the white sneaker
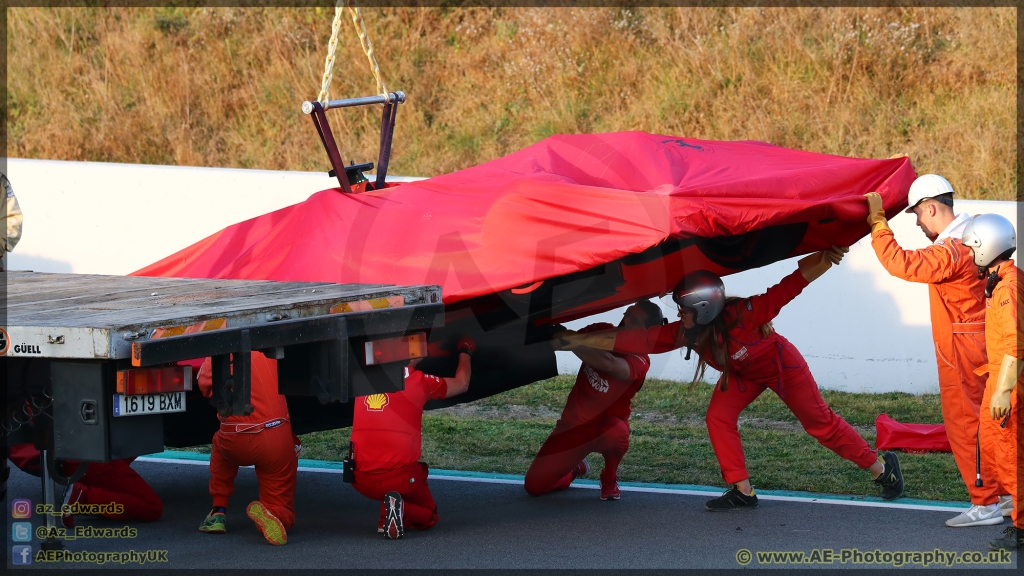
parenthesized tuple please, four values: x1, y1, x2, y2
(999, 495, 1013, 518)
(945, 504, 1003, 527)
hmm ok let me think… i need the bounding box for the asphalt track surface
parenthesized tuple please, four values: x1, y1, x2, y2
(5, 454, 1018, 571)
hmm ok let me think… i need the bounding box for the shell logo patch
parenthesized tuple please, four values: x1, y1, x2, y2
(365, 393, 390, 411)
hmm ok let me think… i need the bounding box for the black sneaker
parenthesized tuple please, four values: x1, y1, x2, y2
(706, 486, 758, 511)
(383, 492, 404, 540)
(989, 526, 1022, 550)
(873, 452, 904, 500)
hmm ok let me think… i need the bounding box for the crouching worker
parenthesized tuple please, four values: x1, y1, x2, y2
(197, 352, 300, 546)
(527, 301, 662, 500)
(8, 443, 163, 527)
(962, 214, 1022, 550)
(349, 338, 473, 539)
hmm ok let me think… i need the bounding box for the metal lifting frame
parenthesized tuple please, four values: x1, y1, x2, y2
(303, 91, 405, 192)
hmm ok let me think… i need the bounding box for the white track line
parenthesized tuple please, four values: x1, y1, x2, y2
(136, 456, 966, 513)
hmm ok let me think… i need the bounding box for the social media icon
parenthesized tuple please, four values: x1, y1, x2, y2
(11, 522, 32, 542)
(12, 545, 33, 565)
(12, 499, 32, 519)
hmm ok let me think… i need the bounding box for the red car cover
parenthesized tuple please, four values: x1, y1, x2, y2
(135, 132, 917, 442)
(875, 413, 952, 453)
(135, 132, 914, 317)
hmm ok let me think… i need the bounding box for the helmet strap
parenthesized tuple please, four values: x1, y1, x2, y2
(985, 266, 1001, 298)
(682, 326, 698, 360)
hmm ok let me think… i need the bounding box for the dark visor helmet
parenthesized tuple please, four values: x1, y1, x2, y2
(672, 270, 726, 326)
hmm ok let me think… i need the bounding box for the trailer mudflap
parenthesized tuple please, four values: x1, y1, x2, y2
(51, 361, 164, 462)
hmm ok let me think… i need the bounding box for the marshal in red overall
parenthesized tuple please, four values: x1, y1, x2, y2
(558, 247, 906, 510)
(350, 337, 474, 539)
(526, 301, 662, 501)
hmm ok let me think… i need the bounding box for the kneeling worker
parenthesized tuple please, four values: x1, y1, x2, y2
(350, 337, 474, 539)
(526, 300, 662, 500)
(197, 352, 300, 546)
(8, 443, 163, 527)
(7, 359, 163, 527)
(962, 214, 1022, 550)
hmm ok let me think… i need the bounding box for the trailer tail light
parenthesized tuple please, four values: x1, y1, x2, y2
(364, 333, 427, 366)
(117, 366, 193, 396)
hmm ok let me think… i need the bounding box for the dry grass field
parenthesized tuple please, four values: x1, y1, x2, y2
(6, 7, 1016, 199)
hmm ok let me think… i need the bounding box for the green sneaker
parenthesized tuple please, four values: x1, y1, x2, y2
(247, 501, 287, 546)
(199, 511, 227, 534)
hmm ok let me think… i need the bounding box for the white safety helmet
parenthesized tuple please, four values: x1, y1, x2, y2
(962, 214, 1017, 268)
(905, 174, 955, 213)
(672, 271, 726, 325)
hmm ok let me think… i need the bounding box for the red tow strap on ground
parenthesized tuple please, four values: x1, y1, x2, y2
(874, 413, 951, 453)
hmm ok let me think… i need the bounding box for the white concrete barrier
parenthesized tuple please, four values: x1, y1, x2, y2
(5, 158, 1017, 393)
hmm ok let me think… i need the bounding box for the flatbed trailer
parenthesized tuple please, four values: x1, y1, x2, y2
(2, 271, 443, 548)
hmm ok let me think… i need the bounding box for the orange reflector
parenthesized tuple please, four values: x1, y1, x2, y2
(117, 366, 193, 396)
(364, 333, 427, 366)
(331, 295, 404, 314)
(152, 317, 227, 339)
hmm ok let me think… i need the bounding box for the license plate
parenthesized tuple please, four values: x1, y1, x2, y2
(113, 392, 186, 417)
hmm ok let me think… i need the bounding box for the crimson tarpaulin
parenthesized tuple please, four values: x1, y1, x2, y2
(875, 413, 952, 453)
(134, 132, 914, 304)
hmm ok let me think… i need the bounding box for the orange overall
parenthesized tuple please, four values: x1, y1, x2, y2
(872, 227, 1001, 504)
(199, 352, 300, 530)
(977, 262, 1021, 527)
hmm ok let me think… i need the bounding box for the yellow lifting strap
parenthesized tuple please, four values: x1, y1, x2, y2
(317, 0, 389, 107)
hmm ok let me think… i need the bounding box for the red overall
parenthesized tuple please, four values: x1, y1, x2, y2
(525, 323, 650, 495)
(198, 352, 299, 530)
(8, 443, 163, 522)
(977, 262, 1021, 527)
(615, 270, 879, 485)
(350, 366, 448, 530)
(872, 226, 999, 504)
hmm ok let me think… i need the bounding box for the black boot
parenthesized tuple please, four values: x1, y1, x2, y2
(706, 486, 758, 511)
(989, 526, 1022, 550)
(873, 452, 904, 500)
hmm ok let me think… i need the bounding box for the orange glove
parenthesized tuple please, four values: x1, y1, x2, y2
(990, 354, 1020, 420)
(553, 329, 616, 351)
(798, 246, 848, 282)
(864, 192, 890, 234)
(824, 245, 850, 265)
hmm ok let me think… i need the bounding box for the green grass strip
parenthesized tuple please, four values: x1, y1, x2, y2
(142, 449, 968, 510)
(164, 376, 967, 504)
